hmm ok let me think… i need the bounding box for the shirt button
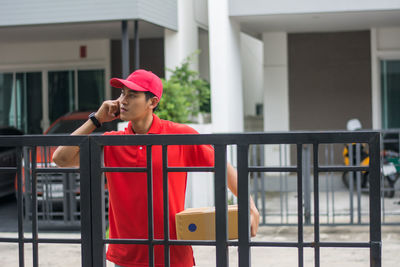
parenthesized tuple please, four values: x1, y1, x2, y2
(139, 146, 143, 150)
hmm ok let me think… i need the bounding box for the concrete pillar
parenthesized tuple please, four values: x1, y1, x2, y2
(164, 0, 212, 209)
(263, 32, 289, 132)
(164, 0, 199, 79)
(208, 0, 244, 133)
(370, 28, 381, 129)
(121, 20, 130, 78)
(263, 32, 289, 166)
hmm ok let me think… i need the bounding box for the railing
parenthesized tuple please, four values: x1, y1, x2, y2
(249, 130, 400, 226)
(0, 131, 382, 267)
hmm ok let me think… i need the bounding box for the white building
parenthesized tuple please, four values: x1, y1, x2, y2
(1, 1, 400, 205)
(1, 0, 399, 134)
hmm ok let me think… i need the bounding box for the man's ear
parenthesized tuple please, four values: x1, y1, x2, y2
(150, 97, 160, 109)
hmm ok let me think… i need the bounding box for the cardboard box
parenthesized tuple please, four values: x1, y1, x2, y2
(176, 205, 238, 240)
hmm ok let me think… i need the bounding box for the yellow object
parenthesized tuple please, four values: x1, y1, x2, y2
(176, 205, 238, 240)
(343, 144, 370, 167)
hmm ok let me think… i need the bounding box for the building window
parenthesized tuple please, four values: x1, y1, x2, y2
(381, 60, 400, 129)
(0, 73, 13, 128)
(78, 69, 105, 112)
(0, 72, 42, 134)
(48, 70, 75, 123)
(0, 69, 105, 134)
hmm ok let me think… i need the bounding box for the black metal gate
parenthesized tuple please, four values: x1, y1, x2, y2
(0, 131, 382, 267)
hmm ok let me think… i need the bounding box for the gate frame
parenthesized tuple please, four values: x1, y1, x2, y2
(0, 131, 382, 267)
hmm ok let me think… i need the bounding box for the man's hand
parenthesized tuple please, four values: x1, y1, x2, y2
(227, 163, 260, 237)
(95, 99, 121, 124)
(53, 98, 121, 167)
(250, 204, 260, 237)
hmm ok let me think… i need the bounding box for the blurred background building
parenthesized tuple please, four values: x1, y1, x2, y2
(1, 0, 400, 135)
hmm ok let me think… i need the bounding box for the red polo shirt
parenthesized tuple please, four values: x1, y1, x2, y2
(103, 114, 214, 267)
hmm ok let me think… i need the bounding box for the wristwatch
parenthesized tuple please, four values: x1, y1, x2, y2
(89, 112, 102, 128)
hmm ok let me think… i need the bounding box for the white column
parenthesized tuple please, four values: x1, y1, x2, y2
(164, 0, 199, 79)
(208, 0, 244, 133)
(370, 28, 381, 129)
(263, 32, 289, 132)
(41, 71, 50, 132)
(263, 32, 289, 167)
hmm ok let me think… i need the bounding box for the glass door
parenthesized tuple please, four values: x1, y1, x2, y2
(48, 69, 105, 123)
(3, 72, 42, 134)
(1, 68, 105, 133)
(381, 60, 400, 129)
(77, 69, 105, 111)
(0, 73, 13, 127)
(48, 70, 75, 124)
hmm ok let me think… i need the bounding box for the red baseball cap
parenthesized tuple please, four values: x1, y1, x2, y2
(110, 69, 163, 99)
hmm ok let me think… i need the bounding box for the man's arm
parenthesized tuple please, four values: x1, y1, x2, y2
(227, 163, 260, 237)
(52, 99, 120, 167)
(52, 120, 97, 167)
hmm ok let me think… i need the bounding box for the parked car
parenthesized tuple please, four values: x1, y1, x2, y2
(0, 127, 23, 199)
(17, 112, 117, 228)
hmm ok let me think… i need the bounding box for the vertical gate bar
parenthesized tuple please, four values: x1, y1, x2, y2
(259, 145, 266, 225)
(279, 145, 284, 224)
(147, 145, 154, 267)
(369, 134, 382, 267)
(214, 144, 228, 267)
(31, 147, 39, 267)
(349, 144, 354, 224)
(91, 139, 106, 267)
(162, 145, 170, 267)
(63, 172, 68, 224)
(330, 144, 335, 224)
(284, 145, 289, 224)
(23, 147, 31, 224)
(303, 145, 311, 225)
(80, 138, 92, 267)
(381, 176, 385, 223)
(237, 144, 250, 267)
(379, 135, 385, 223)
(16, 146, 25, 267)
(297, 144, 304, 267)
(324, 145, 330, 223)
(313, 143, 320, 267)
(252, 146, 258, 210)
(356, 144, 361, 224)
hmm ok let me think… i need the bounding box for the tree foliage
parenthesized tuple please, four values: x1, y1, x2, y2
(156, 53, 210, 123)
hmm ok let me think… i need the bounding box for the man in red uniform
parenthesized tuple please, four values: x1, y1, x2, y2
(53, 69, 260, 267)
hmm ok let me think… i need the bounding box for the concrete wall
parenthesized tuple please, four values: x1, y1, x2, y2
(164, 0, 199, 79)
(288, 31, 372, 131)
(263, 32, 289, 132)
(241, 33, 264, 117)
(208, 0, 244, 133)
(198, 28, 210, 82)
(0, 39, 109, 69)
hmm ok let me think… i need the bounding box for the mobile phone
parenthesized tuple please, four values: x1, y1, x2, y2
(114, 101, 120, 117)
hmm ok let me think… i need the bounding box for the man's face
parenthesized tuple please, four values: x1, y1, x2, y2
(118, 86, 155, 121)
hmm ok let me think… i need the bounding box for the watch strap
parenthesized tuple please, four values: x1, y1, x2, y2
(89, 112, 102, 128)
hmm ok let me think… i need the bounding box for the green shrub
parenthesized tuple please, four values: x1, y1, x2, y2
(156, 52, 210, 123)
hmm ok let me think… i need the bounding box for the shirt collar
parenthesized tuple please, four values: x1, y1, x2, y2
(147, 113, 162, 134)
(124, 113, 162, 135)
